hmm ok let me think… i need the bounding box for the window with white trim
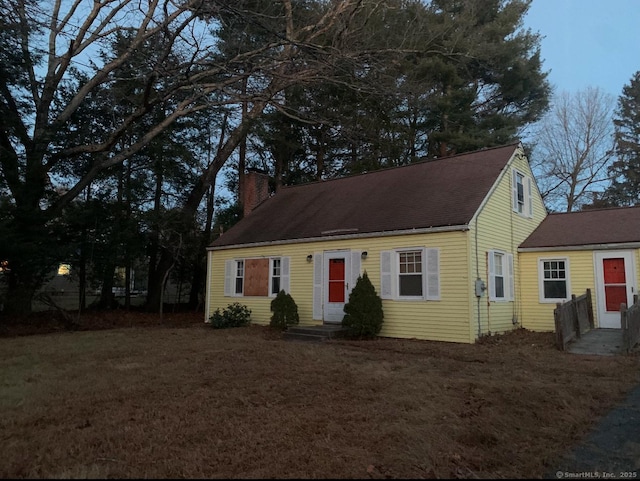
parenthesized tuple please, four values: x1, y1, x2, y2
(380, 247, 440, 301)
(235, 260, 244, 295)
(399, 250, 423, 297)
(270, 258, 281, 295)
(512, 168, 533, 217)
(539, 258, 570, 302)
(488, 250, 514, 301)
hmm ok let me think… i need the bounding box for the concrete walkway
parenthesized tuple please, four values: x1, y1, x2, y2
(567, 329, 625, 356)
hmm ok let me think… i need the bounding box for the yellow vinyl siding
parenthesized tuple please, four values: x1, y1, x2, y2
(520, 248, 640, 331)
(468, 147, 547, 340)
(520, 250, 595, 331)
(208, 230, 473, 343)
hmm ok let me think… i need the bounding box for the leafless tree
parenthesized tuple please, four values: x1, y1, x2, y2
(530, 87, 616, 212)
(0, 0, 411, 312)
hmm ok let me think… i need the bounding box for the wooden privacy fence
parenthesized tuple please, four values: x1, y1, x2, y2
(621, 295, 640, 353)
(554, 289, 594, 351)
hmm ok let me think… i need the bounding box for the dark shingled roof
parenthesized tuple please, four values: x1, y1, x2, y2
(520, 206, 640, 249)
(211, 143, 520, 248)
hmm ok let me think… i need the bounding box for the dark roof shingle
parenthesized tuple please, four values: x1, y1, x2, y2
(519, 206, 640, 249)
(211, 143, 520, 248)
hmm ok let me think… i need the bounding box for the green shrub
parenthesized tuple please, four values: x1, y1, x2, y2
(342, 271, 384, 339)
(270, 290, 300, 330)
(209, 302, 252, 329)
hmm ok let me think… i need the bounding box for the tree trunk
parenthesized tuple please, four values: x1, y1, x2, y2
(146, 247, 174, 312)
(189, 184, 215, 309)
(147, 160, 163, 295)
(146, 98, 267, 312)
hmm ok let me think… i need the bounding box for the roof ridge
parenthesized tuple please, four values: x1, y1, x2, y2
(547, 205, 640, 216)
(279, 141, 521, 192)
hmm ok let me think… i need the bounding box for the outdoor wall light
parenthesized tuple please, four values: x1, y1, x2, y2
(361, 251, 368, 260)
(306, 254, 313, 262)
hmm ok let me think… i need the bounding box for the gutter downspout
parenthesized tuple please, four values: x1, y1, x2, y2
(475, 215, 483, 339)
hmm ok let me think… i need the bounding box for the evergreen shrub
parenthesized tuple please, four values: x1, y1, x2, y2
(270, 290, 300, 330)
(209, 302, 251, 329)
(342, 271, 384, 339)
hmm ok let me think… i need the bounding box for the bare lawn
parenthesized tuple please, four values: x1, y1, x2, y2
(1, 311, 639, 479)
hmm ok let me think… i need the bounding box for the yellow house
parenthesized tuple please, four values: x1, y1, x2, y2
(519, 207, 640, 331)
(206, 142, 548, 344)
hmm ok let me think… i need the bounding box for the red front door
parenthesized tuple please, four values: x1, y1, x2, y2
(603, 258, 627, 312)
(328, 258, 345, 303)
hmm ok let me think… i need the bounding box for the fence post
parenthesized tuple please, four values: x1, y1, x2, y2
(554, 303, 564, 350)
(571, 294, 580, 339)
(621, 303, 629, 353)
(586, 288, 595, 329)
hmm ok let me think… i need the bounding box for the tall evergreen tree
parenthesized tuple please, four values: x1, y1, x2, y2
(602, 71, 640, 206)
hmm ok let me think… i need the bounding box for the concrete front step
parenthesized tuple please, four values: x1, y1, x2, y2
(283, 324, 346, 342)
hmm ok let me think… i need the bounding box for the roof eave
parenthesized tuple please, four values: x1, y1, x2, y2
(208, 224, 470, 251)
(518, 241, 640, 252)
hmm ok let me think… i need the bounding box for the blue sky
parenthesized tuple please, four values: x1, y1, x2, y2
(523, 0, 640, 98)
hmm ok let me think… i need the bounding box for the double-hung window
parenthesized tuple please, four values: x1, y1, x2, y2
(234, 260, 244, 295)
(398, 250, 423, 297)
(270, 258, 281, 295)
(539, 258, 570, 302)
(488, 250, 514, 301)
(512, 168, 533, 218)
(380, 247, 440, 301)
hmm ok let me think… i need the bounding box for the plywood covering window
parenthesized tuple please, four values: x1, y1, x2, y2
(244, 258, 269, 296)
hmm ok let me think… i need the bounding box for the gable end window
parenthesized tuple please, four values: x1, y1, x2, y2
(380, 247, 440, 301)
(512, 168, 533, 218)
(488, 250, 514, 302)
(538, 258, 570, 303)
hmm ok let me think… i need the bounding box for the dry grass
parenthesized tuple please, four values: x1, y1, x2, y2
(1, 311, 639, 479)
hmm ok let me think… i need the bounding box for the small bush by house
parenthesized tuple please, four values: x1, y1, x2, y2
(342, 271, 384, 339)
(209, 302, 251, 329)
(270, 290, 300, 330)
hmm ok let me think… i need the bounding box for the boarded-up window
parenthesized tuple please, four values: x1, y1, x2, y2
(244, 258, 269, 296)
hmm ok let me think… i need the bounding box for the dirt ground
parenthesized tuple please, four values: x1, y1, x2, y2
(1, 310, 639, 479)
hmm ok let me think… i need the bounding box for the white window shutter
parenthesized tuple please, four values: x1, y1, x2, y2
(224, 259, 233, 296)
(507, 253, 515, 301)
(526, 176, 533, 217)
(426, 248, 440, 300)
(380, 250, 393, 300)
(350, 250, 361, 293)
(488, 251, 496, 301)
(312, 253, 323, 320)
(281, 256, 290, 294)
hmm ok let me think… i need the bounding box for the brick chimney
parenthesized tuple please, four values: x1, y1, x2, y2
(243, 168, 270, 217)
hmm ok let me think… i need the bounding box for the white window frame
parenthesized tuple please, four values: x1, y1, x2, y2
(380, 247, 440, 301)
(512, 168, 533, 218)
(538, 257, 571, 303)
(488, 250, 514, 302)
(397, 248, 425, 299)
(234, 259, 244, 295)
(269, 257, 282, 296)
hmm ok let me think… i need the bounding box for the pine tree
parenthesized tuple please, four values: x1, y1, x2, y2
(603, 71, 640, 206)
